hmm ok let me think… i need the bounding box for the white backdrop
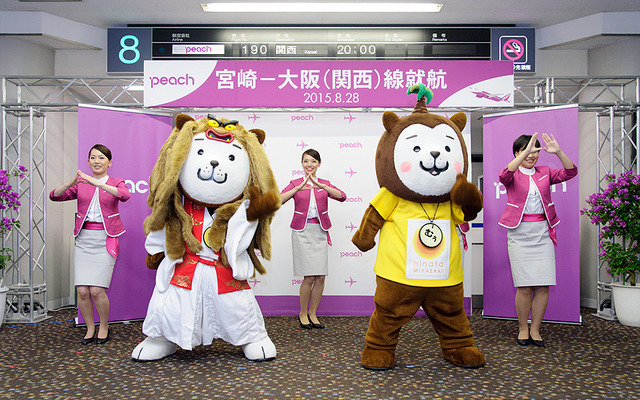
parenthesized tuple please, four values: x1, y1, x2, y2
(189, 110, 472, 315)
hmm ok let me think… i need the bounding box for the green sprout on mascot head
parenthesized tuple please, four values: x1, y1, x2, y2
(352, 84, 485, 370)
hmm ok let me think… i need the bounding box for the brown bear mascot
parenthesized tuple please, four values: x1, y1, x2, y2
(352, 84, 485, 370)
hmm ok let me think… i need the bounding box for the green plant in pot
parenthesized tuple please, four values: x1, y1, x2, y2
(582, 170, 640, 286)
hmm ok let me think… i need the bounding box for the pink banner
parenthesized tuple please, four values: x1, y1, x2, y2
(144, 60, 514, 108)
(77, 106, 173, 323)
(482, 105, 581, 324)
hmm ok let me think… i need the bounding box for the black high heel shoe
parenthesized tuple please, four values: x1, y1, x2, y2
(81, 329, 95, 345)
(309, 317, 325, 329)
(81, 336, 94, 345)
(516, 336, 530, 346)
(95, 330, 110, 345)
(529, 336, 545, 347)
(298, 316, 312, 330)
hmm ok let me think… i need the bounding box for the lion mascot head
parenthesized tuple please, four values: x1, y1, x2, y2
(144, 113, 280, 274)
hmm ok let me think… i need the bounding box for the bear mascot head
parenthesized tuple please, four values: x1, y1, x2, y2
(352, 84, 484, 370)
(132, 114, 280, 362)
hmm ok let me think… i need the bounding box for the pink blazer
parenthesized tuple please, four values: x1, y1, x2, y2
(281, 177, 346, 231)
(498, 165, 577, 229)
(49, 177, 131, 237)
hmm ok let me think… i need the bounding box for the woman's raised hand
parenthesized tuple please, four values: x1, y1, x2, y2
(66, 170, 82, 187)
(307, 174, 322, 189)
(542, 132, 561, 154)
(77, 170, 100, 187)
(525, 132, 543, 154)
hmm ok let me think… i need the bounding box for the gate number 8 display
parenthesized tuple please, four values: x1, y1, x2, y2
(119, 35, 140, 64)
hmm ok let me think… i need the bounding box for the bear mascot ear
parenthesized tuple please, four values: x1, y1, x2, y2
(449, 112, 467, 132)
(382, 111, 399, 133)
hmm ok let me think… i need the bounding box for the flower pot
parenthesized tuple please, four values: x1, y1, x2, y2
(0, 286, 8, 327)
(612, 283, 640, 327)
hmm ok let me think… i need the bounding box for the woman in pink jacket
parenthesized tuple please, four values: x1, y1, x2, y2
(499, 133, 577, 347)
(281, 149, 346, 329)
(50, 144, 130, 345)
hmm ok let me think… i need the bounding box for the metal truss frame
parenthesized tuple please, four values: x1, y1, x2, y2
(594, 105, 640, 320)
(1, 74, 638, 324)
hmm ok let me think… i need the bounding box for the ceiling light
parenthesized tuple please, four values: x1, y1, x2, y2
(201, 3, 443, 13)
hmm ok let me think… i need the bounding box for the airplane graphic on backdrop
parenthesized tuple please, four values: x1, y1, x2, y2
(296, 140, 309, 151)
(470, 90, 511, 102)
(344, 113, 356, 123)
(345, 277, 357, 287)
(345, 168, 357, 178)
(248, 278, 261, 287)
(247, 113, 260, 123)
(345, 222, 358, 233)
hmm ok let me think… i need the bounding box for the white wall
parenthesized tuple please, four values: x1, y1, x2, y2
(588, 37, 640, 76)
(0, 37, 54, 75)
(55, 49, 107, 76)
(536, 49, 588, 76)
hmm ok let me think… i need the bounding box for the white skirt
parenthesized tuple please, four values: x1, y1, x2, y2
(74, 229, 115, 288)
(292, 223, 328, 277)
(507, 221, 556, 287)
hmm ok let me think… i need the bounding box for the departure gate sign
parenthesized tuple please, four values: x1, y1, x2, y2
(107, 27, 534, 74)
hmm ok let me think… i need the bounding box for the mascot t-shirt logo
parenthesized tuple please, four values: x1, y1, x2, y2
(406, 218, 450, 280)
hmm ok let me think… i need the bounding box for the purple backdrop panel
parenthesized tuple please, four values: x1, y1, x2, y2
(482, 105, 581, 324)
(77, 105, 172, 324)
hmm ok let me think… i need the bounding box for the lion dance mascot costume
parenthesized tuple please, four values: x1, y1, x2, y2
(132, 114, 280, 362)
(352, 85, 485, 370)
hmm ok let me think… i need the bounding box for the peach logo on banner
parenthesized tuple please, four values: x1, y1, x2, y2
(493, 180, 567, 199)
(345, 196, 363, 203)
(290, 114, 314, 122)
(125, 179, 149, 194)
(339, 141, 362, 149)
(340, 250, 363, 258)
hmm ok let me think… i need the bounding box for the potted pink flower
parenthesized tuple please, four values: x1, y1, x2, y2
(582, 171, 640, 326)
(0, 165, 26, 326)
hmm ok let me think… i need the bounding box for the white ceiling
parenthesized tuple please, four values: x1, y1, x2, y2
(1, 0, 639, 29)
(2, 0, 640, 50)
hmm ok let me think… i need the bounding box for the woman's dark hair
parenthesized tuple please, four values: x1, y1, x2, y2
(512, 135, 540, 156)
(302, 148, 321, 163)
(89, 144, 112, 161)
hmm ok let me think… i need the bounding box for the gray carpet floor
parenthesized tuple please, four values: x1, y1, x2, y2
(0, 307, 639, 399)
